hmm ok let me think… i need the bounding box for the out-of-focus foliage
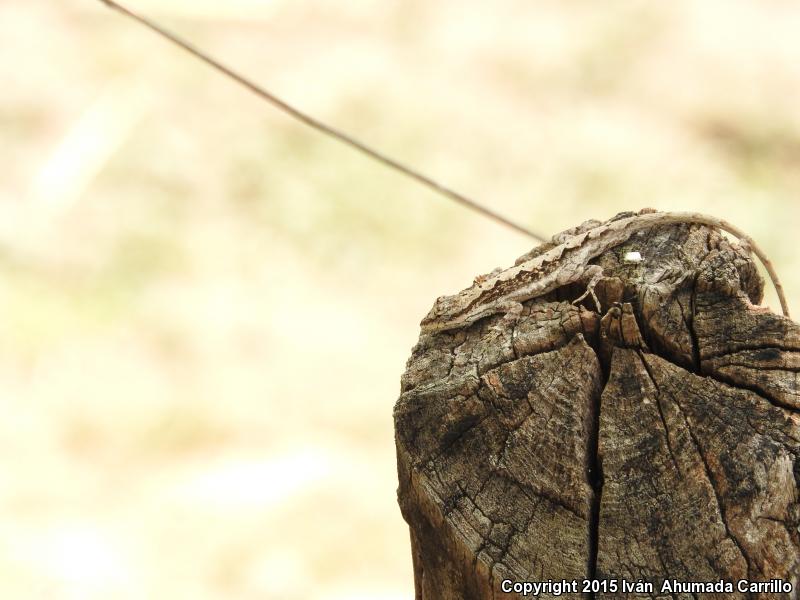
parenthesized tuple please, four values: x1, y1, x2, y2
(0, 1, 798, 598)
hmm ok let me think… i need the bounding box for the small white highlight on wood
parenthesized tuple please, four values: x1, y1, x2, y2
(624, 251, 643, 263)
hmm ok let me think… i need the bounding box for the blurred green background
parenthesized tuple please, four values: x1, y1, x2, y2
(1, 1, 799, 598)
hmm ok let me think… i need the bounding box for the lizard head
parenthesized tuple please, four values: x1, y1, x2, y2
(419, 285, 485, 334)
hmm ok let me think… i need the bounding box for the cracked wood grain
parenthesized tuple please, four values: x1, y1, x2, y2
(395, 212, 800, 599)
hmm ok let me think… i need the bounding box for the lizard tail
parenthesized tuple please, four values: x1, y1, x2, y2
(656, 212, 790, 318)
(717, 219, 790, 318)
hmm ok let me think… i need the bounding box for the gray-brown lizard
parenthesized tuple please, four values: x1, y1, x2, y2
(94, 3, 791, 336)
(420, 209, 789, 334)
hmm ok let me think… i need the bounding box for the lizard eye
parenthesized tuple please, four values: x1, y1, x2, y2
(623, 251, 643, 264)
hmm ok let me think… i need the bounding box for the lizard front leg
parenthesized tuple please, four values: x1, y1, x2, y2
(572, 264, 604, 312)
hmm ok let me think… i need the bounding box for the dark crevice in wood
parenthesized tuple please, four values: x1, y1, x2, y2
(701, 342, 800, 362)
(687, 272, 703, 374)
(700, 366, 799, 414)
(575, 314, 607, 599)
(669, 392, 754, 597)
(639, 352, 682, 475)
(586, 358, 605, 599)
(713, 361, 800, 374)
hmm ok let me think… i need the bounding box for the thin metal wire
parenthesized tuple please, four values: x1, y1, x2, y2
(97, 0, 547, 242)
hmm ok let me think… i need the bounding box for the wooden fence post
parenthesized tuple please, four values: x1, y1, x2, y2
(395, 217, 799, 599)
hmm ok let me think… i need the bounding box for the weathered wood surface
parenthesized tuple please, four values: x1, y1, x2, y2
(395, 218, 800, 599)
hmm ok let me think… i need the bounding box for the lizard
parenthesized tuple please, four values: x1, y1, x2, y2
(420, 209, 789, 334)
(93, 4, 791, 335)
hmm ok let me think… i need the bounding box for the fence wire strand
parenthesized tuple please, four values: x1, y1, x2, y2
(98, 0, 547, 243)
